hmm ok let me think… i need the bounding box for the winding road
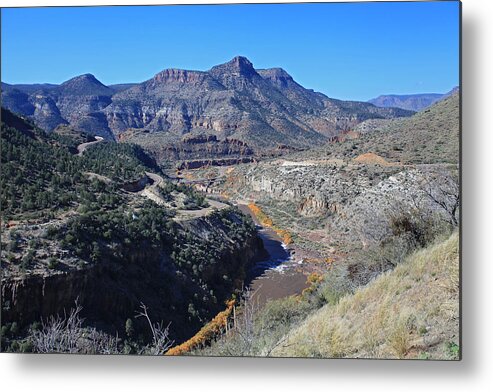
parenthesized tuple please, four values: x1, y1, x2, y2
(74, 136, 227, 218)
(139, 172, 167, 206)
(77, 136, 104, 156)
(140, 171, 229, 220)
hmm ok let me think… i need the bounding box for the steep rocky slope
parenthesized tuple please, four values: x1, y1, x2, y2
(292, 90, 460, 164)
(2, 75, 115, 138)
(2, 208, 264, 343)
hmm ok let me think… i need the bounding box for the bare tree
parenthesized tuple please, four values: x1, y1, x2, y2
(31, 301, 120, 354)
(135, 302, 174, 355)
(231, 288, 258, 355)
(218, 287, 287, 357)
(418, 167, 460, 227)
(30, 301, 173, 355)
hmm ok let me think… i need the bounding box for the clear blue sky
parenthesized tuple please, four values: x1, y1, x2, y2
(1, 1, 459, 101)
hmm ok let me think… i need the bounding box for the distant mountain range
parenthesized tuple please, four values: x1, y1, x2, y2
(1, 56, 414, 153)
(368, 86, 459, 112)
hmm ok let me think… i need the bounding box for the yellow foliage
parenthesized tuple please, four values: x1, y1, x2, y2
(301, 272, 324, 296)
(248, 203, 293, 245)
(307, 272, 323, 284)
(165, 300, 236, 356)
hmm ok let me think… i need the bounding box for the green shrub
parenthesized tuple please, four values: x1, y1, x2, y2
(19, 340, 33, 353)
(10, 322, 19, 335)
(447, 342, 460, 359)
(47, 257, 59, 269)
(125, 318, 134, 338)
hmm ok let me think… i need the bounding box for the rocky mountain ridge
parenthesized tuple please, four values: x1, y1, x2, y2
(368, 86, 459, 111)
(2, 56, 414, 153)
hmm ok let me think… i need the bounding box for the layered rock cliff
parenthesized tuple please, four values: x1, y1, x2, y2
(120, 132, 255, 166)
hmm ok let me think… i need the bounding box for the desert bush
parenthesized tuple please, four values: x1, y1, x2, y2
(47, 257, 59, 270)
(314, 264, 354, 306)
(388, 316, 411, 358)
(418, 166, 460, 227)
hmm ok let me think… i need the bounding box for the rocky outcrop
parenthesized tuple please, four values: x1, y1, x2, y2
(122, 174, 151, 192)
(122, 131, 255, 165)
(224, 162, 376, 217)
(31, 94, 68, 131)
(298, 195, 332, 217)
(178, 157, 255, 170)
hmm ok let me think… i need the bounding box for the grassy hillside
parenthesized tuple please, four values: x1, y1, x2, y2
(271, 231, 459, 359)
(291, 91, 459, 164)
(369, 91, 459, 164)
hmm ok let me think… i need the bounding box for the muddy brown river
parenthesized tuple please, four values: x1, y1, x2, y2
(237, 204, 309, 306)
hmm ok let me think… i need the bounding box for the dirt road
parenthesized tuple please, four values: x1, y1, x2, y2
(77, 136, 104, 156)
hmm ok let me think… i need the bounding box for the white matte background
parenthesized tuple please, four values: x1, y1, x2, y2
(0, 0, 491, 390)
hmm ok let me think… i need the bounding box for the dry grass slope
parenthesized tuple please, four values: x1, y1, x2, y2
(272, 231, 459, 359)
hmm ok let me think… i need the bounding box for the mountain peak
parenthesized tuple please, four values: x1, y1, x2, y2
(210, 56, 257, 78)
(62, 73, 100, 85)
(230, 55, 254, 69)
(59, 73, 112, 96)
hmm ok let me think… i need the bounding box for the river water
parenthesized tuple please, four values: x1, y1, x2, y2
(237, 204, 309, 306)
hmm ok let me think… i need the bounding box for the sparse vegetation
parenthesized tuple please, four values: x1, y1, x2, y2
(291, 92, 459, 165)
(197, 290, 317, 357)
(24, 301, 173, 354)
(157, 181, 209, 210)
(270, 232, 459, 359)
(0, 110, 158, 218)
